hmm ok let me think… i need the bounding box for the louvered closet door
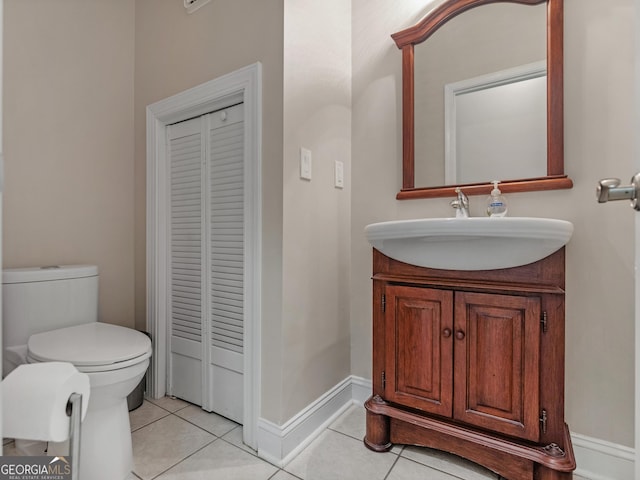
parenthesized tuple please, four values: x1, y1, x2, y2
(167, 104, 245, 421)
(168, 117, 205, 406)
(206, 104, 244, 422)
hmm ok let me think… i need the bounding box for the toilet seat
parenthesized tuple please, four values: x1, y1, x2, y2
(27, 323, 152, 373)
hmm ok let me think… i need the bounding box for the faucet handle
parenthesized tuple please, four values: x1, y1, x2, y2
(451, 188, 469, 218)
(455, 187, 468, 204)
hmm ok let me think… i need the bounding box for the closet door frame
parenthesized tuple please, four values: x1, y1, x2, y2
(146, 63, 262, 449)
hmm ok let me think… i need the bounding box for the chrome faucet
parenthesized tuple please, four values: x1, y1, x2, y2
(450, 188, 470, 218)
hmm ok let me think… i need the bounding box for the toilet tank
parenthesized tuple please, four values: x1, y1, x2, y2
(3, 265, 99, 351)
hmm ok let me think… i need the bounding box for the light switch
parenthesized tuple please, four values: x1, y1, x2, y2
(300, 147, 312, 180)
(334, 160, 344, 189)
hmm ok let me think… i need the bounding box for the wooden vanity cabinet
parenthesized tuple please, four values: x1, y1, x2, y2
(365, 249, 576, 480)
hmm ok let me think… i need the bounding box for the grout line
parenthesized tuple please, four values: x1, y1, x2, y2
(144, 396, 191, 414)
(329, 427, 401, 454)
(171, 410, 239, 438)
(269, 468, 304, 480)
(382, 452, 402, 480)
(146, 437, 219, 480)
(391, 456, 450, 479)
(129, 408, 171, 432)
(397, 454, 496, 480)
(218, 429, 260, 457)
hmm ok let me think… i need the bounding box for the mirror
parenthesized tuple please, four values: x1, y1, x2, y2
(392, 0, 572, 200)
(415, 3, 546, 187)
(443, 61, 547, 184)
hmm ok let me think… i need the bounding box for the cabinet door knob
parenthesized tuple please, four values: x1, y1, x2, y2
(455, 330, 465, 340)
(443, 328, 452, 338)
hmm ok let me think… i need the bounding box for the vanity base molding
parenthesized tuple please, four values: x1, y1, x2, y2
(364, 395, 575, 480)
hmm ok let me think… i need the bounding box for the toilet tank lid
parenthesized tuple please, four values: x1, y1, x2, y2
(3, 265, 98, 284)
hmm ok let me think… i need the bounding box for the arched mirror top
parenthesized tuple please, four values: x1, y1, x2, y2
(393, 0, 572, 200)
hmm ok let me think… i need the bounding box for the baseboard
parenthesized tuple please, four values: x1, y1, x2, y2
(351, 375, 372, 404)
(257, 376, 361, 467)
(257, 376, 636, 479)
(571, 432, 634, 480)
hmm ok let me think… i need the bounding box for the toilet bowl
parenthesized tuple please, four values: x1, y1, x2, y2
(2, 265, 152, 480)
(27, 322, 152, 480)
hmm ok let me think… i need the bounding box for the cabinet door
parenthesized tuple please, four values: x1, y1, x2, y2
(384, 285, 454, 417)
(454, 292, 541, 442)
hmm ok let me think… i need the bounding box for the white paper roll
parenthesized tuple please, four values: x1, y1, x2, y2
(2, 362, 90, 442)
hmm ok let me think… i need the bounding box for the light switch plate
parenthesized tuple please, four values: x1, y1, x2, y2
(334, 160, 344, 188)
(300, 147, 312, 180)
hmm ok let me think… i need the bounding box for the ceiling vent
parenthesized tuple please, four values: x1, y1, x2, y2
(184, 0, 211, 14)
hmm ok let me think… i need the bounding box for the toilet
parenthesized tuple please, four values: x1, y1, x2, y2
(2, 265, 152, 480)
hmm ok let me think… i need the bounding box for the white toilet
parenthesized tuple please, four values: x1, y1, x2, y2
(2, 265, 152, 480)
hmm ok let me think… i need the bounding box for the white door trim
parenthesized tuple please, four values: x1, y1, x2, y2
(146, 63, 262, 449)
(636, 1, 640, 477)
(0, 0, 4, 450)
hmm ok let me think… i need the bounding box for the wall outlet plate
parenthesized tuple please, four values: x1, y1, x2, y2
(184, 0, 211, 14)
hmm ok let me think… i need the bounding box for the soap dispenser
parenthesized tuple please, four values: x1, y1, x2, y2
(486, 180, 507, 217)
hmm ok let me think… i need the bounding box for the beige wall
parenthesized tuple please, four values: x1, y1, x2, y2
(351, 0, 635, 447)
(281, 0, 352, 421)
(3, 0, 136, 327)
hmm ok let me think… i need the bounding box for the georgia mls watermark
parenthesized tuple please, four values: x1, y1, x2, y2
(0, 457, 71, 480)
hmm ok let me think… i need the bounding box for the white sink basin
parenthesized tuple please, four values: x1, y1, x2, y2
(365, 217, 573, 270)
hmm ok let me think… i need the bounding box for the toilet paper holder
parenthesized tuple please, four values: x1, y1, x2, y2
(66, 393, 82, 480)
(2, 362, 90, 480)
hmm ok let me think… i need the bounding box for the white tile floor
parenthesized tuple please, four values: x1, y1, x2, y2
(1, 396, 590, 479)
(127, 397, 592, 480)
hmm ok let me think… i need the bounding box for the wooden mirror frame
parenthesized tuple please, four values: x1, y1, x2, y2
(393, 0, 572, 200)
